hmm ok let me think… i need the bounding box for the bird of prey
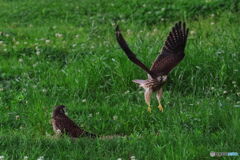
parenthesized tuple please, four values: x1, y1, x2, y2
(115, 21, 189, 112)
(51, 105, 96, 138)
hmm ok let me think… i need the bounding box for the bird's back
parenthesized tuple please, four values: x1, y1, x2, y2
(52, 114, 96, 138)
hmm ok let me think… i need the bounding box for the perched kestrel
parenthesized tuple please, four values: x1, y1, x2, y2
(51, 105, 96, 138)
(116, 22, 189, 112)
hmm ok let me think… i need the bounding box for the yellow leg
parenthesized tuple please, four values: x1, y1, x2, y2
(156, 88, 164, 112)
(147, 105, 152, 113)
(144, 88, 152, 113)
(158, 104, 164, 112)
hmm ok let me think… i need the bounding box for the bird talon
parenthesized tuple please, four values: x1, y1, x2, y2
(158, 105, 164, 112)
(147, 106, 152, 113)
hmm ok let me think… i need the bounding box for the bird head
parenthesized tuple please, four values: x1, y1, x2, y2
(53, 105, 67, 116)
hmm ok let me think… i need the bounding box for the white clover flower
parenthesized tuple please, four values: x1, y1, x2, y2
(117, 158, 122, 160)
(127, 29, 131, 34)
(124, 90, 130, 94)
(24, 156, 28, 160)
(88, 113, 93, 118)
(0, 155, 4, 160)
(37, 156, 44, 160)
(234, 105, 240, 108)
(45, 40, 50, 44)
(190, 30, 196, 35)
(113, 115, 118, 120)
(33, 63, 38, 68)
(82, 99, 86, 103)
(18, 58, 23, 62)
(121, 19, 126, 23)
(153, 28, 158, 33)
(15, 115, 20, 120)
(223, 91, 227, 94)
(130, 155, 136, 160)
(55, 33, 63, 38)
(36, 50, 40, 55)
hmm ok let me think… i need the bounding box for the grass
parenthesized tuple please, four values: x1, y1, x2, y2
(0, 0, 240, 159)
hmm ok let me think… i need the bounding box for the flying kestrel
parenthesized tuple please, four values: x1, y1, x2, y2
(52, 105, 96, 138)
(115, 21, 189, 112)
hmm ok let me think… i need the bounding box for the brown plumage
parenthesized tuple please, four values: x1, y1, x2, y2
(116, 21, 189, 112)
(51, 105, 96, 138)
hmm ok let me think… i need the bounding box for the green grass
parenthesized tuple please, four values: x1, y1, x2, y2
(0, 0, 240, 159)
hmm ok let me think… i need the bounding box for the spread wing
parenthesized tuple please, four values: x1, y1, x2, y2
(150, 21, 189, 76)
(115, 25, 157, 78)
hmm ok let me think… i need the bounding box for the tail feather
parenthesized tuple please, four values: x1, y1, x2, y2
(132, 80, 145, 84)
(99, 135, 126, 140)
(132, 80, 147, 88)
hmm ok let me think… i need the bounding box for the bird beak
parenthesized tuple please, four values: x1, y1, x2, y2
(63, 108, 68, 115)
